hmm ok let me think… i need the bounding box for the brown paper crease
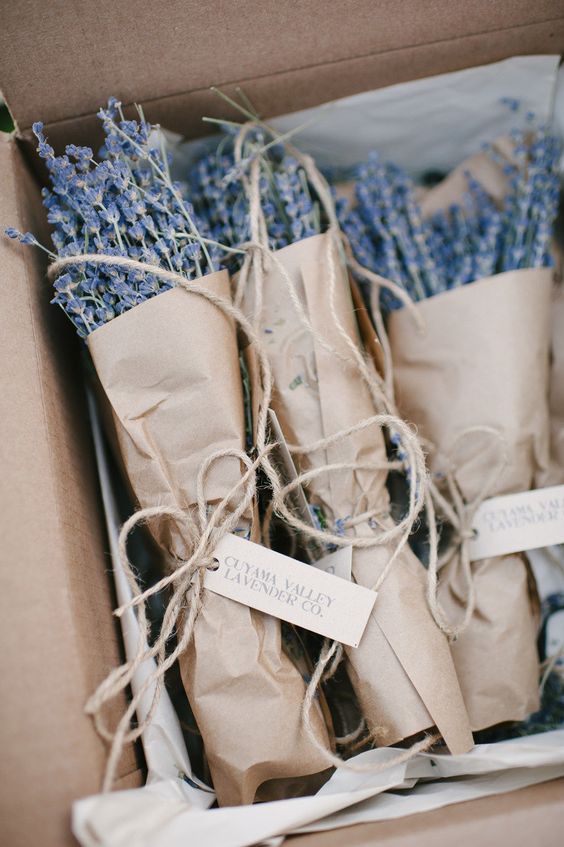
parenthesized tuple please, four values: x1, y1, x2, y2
(389, 268, 552, 730)
(88, 271, 330, 806)
(537, 282, 564, 487)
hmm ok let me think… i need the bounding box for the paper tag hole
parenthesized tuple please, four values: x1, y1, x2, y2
(471, 528, 479, 540)
(208, 557, 220, 572)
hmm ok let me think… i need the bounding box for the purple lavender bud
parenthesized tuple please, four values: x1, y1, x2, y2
(8, 100, 219, 335)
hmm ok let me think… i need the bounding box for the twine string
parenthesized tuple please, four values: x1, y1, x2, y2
(88, 446, 261, 791)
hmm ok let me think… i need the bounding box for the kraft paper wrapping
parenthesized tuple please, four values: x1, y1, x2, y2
(240, 233, 472, 754)
(388, 269, 553, 730)
(87, 271, 330, 806)
(421, 142, 563, 492)
(537, 283, 564, 487)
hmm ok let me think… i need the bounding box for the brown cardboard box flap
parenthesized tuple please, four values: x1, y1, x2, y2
(1, 1, 564, 148)
(0, 133, 141, 847)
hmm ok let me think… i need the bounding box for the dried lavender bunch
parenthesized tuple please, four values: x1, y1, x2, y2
(189, 126, 322, 261)
(494, 125, 561, 271)
(336, 152, 442, 305)
(6, 98, 220, 337)
(338, 123, 561, 308)
(427, 177, 504, 289)
(430, 124, 561, 286)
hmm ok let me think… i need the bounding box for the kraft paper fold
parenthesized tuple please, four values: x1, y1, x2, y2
(537, 282, 564, 487)
(389, 268, 552, 730)
(240, 233, 472, 754)
(88, 271, 330, 806)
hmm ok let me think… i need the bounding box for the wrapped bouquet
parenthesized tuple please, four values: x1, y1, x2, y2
(340, 120, 561, 729)
(7, 102, 332, 805)
(189, 118, 472, 753)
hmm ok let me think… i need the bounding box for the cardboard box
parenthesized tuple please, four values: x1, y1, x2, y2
(0, 131, 144, 847)
(0, 2, 563, 845)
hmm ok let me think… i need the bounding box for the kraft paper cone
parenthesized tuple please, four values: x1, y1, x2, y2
(240, 233, 472, 754)
(88, 271, 331, 806)
(427, 144, 564, 492)
(537, 282, 564, 487)
(389, 268, 552, 730)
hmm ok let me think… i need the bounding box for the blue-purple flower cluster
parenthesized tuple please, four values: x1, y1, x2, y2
(338, 123, 561, 307)
(494, 126, 561, 271)
(189, 129, 321, 259)
(336, 153, 441, 306)
(427, 173, 504, 288)
(6, 98, 218, 337)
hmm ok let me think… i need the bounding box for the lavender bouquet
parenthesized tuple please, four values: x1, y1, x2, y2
(338, 123, 560, 304)
(342, 121, 561, 731)
(189, 119, 472, 756)
(6, 100, 332, 805)
(190, 133, 322, 255)
(8, 105, 221, 333)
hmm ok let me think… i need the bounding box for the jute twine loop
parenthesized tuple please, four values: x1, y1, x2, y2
(261, 416, 428, 590)
(425, 426, 509, 642)
(88, 445, 262, 792)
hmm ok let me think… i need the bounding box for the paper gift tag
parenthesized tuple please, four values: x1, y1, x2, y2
(469, 484, 564, 561)
(205, 534, 376, 648)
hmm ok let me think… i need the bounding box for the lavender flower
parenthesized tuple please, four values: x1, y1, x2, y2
(337, 153, 443, 306)
(496, 126, 561, 271)
(6, 102, 219, 337)
(5, 228, 40, 246)
(189, 128, 322, 260)
(339, 121, 561, 309)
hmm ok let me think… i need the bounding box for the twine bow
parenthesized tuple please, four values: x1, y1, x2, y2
(426, 426, 510, 642)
